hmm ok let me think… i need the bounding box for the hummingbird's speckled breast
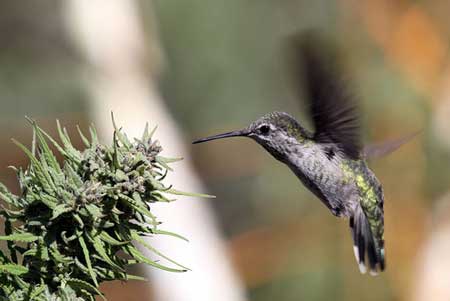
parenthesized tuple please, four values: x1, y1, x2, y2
(281, 138, 360, 217)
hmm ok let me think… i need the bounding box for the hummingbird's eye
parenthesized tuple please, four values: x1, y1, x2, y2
(258, 125, 270, 135)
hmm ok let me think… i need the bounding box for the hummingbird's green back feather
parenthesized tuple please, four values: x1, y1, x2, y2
(341, 159, 385, 273)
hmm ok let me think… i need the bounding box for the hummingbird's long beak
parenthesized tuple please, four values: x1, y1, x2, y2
(192, 129, 249, 144)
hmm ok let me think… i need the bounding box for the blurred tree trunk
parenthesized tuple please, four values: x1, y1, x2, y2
(63, 1, 246, 300)
(413, 70, 450, 301)
(413, 194, 450, 301)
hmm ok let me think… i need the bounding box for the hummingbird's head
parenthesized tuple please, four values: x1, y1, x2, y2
(193, 111, 311, 161)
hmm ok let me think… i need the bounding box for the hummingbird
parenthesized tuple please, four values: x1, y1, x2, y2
(192, 37, 417, 275)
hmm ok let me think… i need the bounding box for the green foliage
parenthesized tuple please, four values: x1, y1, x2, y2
(0, 116, 210, 300)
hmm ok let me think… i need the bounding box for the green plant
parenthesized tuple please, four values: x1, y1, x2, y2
(0, 116, 210, 300)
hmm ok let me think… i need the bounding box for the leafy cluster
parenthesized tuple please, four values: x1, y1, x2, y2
(0, 117, 208, 300)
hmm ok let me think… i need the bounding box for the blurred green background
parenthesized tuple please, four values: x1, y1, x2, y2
(1, 0, 450, 300)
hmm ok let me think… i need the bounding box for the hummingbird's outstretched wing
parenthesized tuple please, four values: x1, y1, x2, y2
(363, 131, 420, 159)
(293, 35, 362, 160)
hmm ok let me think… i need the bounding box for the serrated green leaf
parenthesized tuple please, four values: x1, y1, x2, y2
(111, 206, 124, 215)
(115, 169, 128, 182)
(78, 236, 98, 287)
(148, 177, 165, 190)
(76, 125, 91, 147)
(153, 229, 189, 242)
(154, 156, 173, 171)
(85, 204, 102, 219)
(119, 194, 157, 226)
(49, 247, 73, 264)
(51, 204, 73, 220)
(73, 214, 84, 228)
(39, 193, 58, 209)
(123, 274, 146, 281)
(131, 191, 146, 208)
(150, 191, 172, 203)
(29, 284, 46, 299)
(74, 257, 89, 273)
(47, 165, 65, 187)
(0, 263, 29, 275)
(38, 126, 66, 152)
(131, 152, 146, 167)
(56, 120, 81, 161)
(65, 278, 105, 300)
(98, 232, 129, 246)
(0, 206, 22, 218)
(111, 112, 131, 149)
(131, 230, 189, 271)
(156, 156, 183, 164)
(64, 164, 83, 187)
(12, 139, 55, 193)
(58, 284, 82, 301)
(37, 239, 49, 261)
(125, 245, 186, 273)
(26, 118, 62, 174)
(89, 125, 98, 145)
(93, 219, 114, 228)
(0, 233, 38, 242)
(23, 248, 37, 257)
(165, 188, 215, 198)
(91, 236, 123, 271)
(0, 190, 19, 207)
(111, 131, 121, 170)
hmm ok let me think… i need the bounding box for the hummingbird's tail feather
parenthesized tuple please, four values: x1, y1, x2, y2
(350, 206, 385, 275)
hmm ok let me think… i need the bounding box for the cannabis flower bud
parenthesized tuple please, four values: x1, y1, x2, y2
(0, 116, 210, 300)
